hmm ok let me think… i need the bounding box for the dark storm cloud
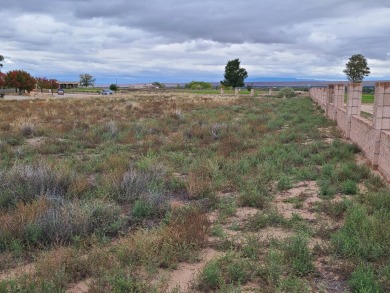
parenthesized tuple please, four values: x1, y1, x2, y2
(1, 0, 390, 81)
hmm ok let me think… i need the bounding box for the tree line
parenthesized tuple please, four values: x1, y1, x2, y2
(0, 55, 59, 94)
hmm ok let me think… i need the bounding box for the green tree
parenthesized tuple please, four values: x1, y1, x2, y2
(343, 54, 370, 83)
(221, 58, 248, 88)
(152, 81, 165, 88)
(109, 84, 118, 92)
(79, 73, 96, 87)
(5, 70, 36, 94)
(275, 87, 297, 99)
(185, 81, 213, 90)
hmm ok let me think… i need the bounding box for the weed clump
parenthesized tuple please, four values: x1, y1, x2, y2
(113, 165, 166, 204)
(0, 199, 123, 250)
(275, 88, 297, 99)
(0, 163, 73, 209)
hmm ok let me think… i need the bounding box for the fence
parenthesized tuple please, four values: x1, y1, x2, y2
(309, 82, 390, 182)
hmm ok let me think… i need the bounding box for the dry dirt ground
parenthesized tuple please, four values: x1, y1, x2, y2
(160, 179, 352, 292)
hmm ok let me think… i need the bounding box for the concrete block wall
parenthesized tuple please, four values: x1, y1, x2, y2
(336, 108, 347, 133)
(310, 82, 390, 182)
(349, 115, 378, 163)
(327, 104, 337, 120)
(379, 131, 390, 180)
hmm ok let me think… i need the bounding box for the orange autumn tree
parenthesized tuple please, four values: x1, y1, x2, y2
(5, 70, 36, 94)
(36, 77, 59, 94)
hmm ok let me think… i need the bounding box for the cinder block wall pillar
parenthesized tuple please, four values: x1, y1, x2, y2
(346, 83, 362, 115)
(321, 88, 328, 111)
(373, 82, 390, 131)
(327, 85, 334, 118)
(372, 82, 390, 167)
(345, 83, 362, 138)
(334, 84, 345, 109)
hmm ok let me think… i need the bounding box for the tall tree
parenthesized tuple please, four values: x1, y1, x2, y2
(343, 54, 370, 83)
(221, 58, 248, 88)
(5, 70, 36, 94)
(79, 73, 96, 87)
(109, 84, 118, 92)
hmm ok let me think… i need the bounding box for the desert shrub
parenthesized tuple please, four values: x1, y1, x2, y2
(104, 120, 119, 138)
(0, 199, 123, 250)
(185, 162, 214, 199)
(0, 163, 73, 209)
(112, 165, 166, 203)
(165, 206, 211, 248)
(33, 247, 90, 290)
(36, 200, 123, 244)
(85, 200, 124, 235)
(275, 88, 297, 99)
(0, 198, 50, 249)
(131, 191, 169, 220)
(114, 206, 210, 271)
(15, 117, 38, 137)
(210, 122, 227, 140)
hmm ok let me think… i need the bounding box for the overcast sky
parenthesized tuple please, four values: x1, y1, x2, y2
(1, 0, 390, 84)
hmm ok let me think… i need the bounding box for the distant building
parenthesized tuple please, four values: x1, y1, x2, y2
(59, 81, 79, 89)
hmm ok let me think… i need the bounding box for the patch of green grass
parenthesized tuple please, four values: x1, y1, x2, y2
(197, 253, 254, 291)
(217, 196, 237, 221)
(349, 264, 382, 293)
(331, 204, 390, 261)
(362, 94, 374, 104)
(277, 276, 310, 293)
(245, 209, 287, 231)
(282, 233, 315, 276)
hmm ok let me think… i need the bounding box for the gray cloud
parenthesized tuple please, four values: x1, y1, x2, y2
(1, 0, 389, 82)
